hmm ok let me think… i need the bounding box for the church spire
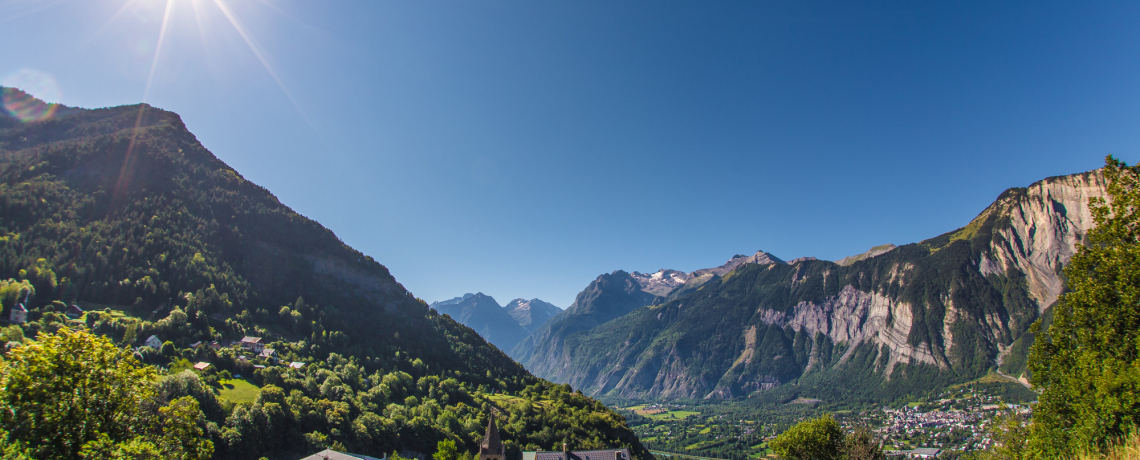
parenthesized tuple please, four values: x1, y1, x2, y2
(479, 413, 505, 460)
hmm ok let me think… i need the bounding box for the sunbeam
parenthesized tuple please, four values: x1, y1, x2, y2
(189, 0, 212, 61)
(71, 0, 142, 56)
(142, 0, 175, 104)
(213, 0, 315, 129)
(250, 0, 323, 36)
(114, 0, 174, 204)
(0, 0, 72, 24)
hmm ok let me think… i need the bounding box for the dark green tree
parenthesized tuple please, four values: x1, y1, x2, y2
(1028, 157, 1140, 455)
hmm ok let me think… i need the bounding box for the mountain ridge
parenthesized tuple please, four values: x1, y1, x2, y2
(0, 88, 651, 459)
(513, 169, 1105, 401)
(429, 293, 531, 352)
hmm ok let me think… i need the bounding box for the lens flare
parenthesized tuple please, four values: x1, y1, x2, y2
(1, 88, 59, 123)
(1, 69, 63, 123)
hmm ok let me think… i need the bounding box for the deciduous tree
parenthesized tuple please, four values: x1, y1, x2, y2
(1029, 157, 1140, 455)
(769, 414, 844, 460)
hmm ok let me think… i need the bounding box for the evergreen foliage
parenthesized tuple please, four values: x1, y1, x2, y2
(1028, 157, 1140, 456)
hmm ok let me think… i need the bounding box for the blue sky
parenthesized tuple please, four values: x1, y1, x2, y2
(2, 1, 1137, 308)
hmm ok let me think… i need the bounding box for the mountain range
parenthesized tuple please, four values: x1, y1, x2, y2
(511, 170, 1105, 402)
(429, 293, 560, 351)
(0, 87, 649, 459)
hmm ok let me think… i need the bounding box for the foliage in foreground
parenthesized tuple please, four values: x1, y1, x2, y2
(1027, 157, 1140, 456)
(1073, 431, 1140, 460)
(0, 329, 212, 459)
(769, 414, 884, 460)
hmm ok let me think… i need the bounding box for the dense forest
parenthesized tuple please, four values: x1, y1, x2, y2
(0, 88, 650, 460)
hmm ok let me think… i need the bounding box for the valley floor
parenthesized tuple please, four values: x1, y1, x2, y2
(614, 379, 1036, 460)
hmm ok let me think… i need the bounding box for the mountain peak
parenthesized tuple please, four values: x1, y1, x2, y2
(835, 244, 897, 266)
(505, 298, 561, 333)
(692, 250, 784, 278)
(630, 269, 691, 297)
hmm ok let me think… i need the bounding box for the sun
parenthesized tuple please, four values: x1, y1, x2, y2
(83, 0, 301, 112)
(74, 0, 311, 199)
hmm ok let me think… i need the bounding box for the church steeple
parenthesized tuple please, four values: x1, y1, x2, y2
(479, 414, 505, 460)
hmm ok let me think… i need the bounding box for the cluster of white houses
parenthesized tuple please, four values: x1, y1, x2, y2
(186, 336, 305, 372)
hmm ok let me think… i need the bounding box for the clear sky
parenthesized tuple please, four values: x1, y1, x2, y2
(2, 1, 1137, 308)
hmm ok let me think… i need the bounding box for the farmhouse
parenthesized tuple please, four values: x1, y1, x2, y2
(8, 303, 26, 324)
(144, 335, 162, 349)
(240, 336, 265, 353)
(65, 304, 84, 319)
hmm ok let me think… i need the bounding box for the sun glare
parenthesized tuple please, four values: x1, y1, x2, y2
(59, 0, 307, 117)
(68, 0, 317, 200)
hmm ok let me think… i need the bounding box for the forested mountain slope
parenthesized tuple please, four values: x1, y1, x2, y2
(518, 170, 1105, 401)
(0, 87, 650, 459)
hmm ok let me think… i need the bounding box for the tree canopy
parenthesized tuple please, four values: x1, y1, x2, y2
(0, 328, 212, 459)
(1029, 156, 1140, 455)
(769, 414, 845, 460)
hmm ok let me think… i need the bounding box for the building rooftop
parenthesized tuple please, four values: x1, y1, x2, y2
(522, 449, 631, 460)
(299, 449, 385, 460)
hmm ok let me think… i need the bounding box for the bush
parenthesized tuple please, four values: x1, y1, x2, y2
(770, 415, 844, 460)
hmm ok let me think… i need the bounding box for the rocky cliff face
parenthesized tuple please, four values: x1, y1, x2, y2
(518, 170, 1107, 401)
(978, 171, 1107, 310)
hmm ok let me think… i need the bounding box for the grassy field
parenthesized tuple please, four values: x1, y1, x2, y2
(625, 404, 698, 419)
(949, 370, 1021, 389)
(216, 379, 261, 403)
(486, 393, 552, 409)
(650, 450, 730, 460)
(747, 442, 774, 459)
(75, 301, 142, 319)
(648, 410, 700, 421)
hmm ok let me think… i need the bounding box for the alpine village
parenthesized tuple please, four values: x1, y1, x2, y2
(2, 3, 1140, 460)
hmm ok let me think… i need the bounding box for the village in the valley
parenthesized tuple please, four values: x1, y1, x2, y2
(622, 381, 1034, 459)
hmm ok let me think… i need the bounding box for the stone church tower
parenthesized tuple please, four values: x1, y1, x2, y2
(479, 416, 506, 460)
